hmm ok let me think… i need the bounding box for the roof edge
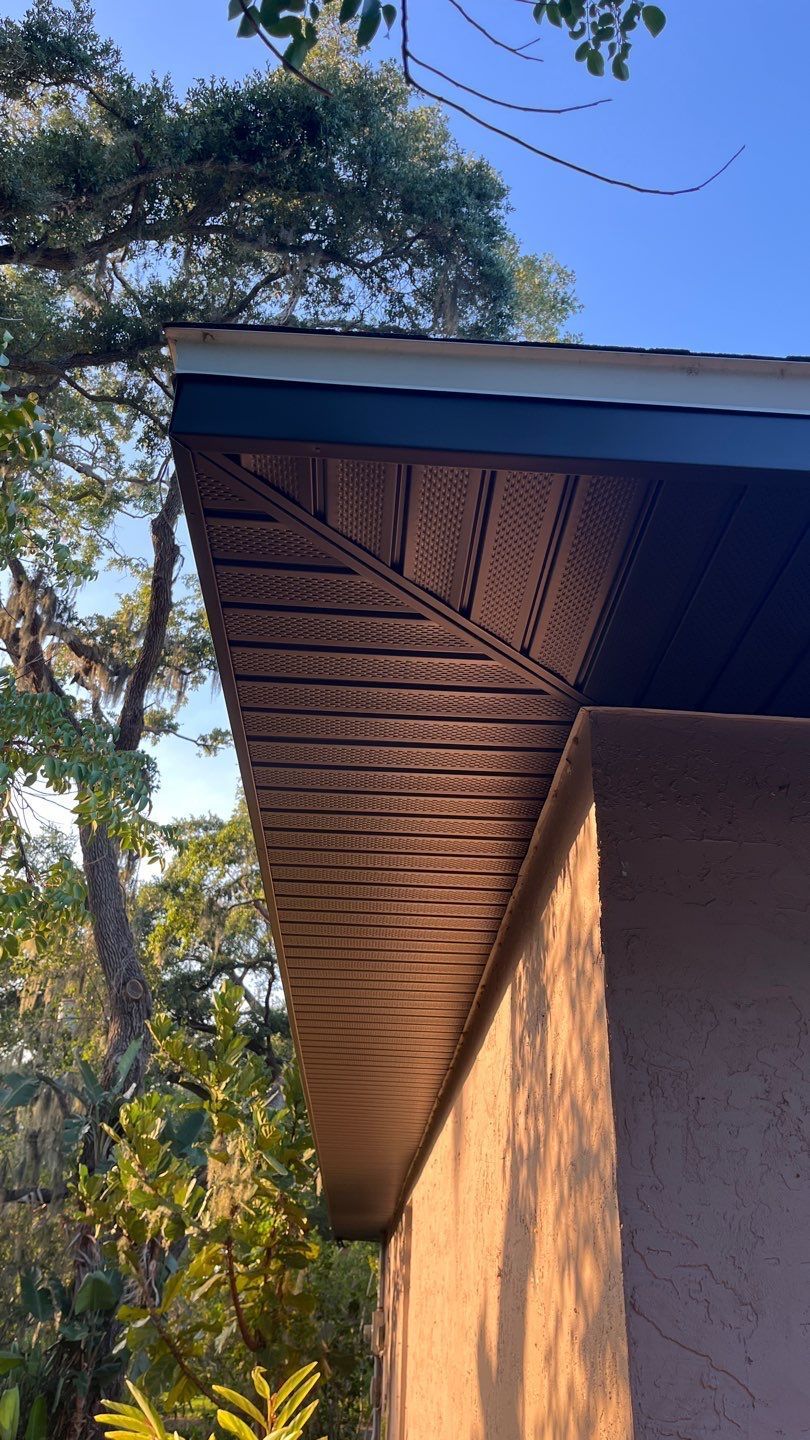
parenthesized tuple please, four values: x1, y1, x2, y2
(165, 324, 810, 418)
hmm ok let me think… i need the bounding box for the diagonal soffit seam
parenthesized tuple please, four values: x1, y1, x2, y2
(197, 451, 589, 710)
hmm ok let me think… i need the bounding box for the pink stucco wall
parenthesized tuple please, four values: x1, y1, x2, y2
(382, 736, 633, 1440)
(591, 710, 810, 1439)
(383, 710, 810, 1440)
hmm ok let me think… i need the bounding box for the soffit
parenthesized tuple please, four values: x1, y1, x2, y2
(171, 339, 810, 1238)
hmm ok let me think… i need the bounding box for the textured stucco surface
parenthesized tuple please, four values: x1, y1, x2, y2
(591, 710, 810, 1439)
(383, 710, 810, 1440)
(382, 745, 633, 1440)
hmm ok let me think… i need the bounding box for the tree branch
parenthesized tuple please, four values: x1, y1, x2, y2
(218, 267, 287, 323)
(234, 0, 332, 96)
(225, 1235, 262, 1352)
(445, 0, 545, 61)
(0, 1184, 66, 1205)
(146, 1306, 219, 1404)
(399, 0, 744, 196)
(407, 51, 610, 112)
(47, 619, 129, 696)
(115, 469, 182, 752)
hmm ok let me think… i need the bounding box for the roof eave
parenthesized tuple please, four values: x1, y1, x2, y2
(165, 323, 810, 418)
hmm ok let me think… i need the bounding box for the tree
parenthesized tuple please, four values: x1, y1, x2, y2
(1, 982, 375, 1440)
(230, 0, 744, 195)
(1, 11, 577, 1433)
(0, 0, 579, 1088)
(231, 0, 667, 83)
(133, 805, 289, 1074)
(1, 330, 159, 1007)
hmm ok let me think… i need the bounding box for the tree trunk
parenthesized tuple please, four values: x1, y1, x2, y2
(80, 474, 180, 1089)
(79, 823, 152, 1089)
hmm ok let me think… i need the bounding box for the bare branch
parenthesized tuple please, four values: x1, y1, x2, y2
(400, 0, 744, 196)
(445, 0, 545, 61)
(408, 51, 610, 112)
(218, 267, 287, 323)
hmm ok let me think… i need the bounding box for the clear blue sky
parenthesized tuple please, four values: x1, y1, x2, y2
(11, 0, 809, 826)
(22, 0, 809, 356)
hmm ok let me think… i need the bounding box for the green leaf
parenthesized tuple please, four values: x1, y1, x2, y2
(338, 0, 362, 19)
(78, 1059, 103, 1105)
(574, 40, 590, 61)
(274, 1371, 319, 1428)
(0, 1387, 20, 1440)
(641, 4, 666, 35)
(58, 1322, 91, 1342)
(74, 1270, 120, 1315)
(284, 1396, 319, 1435)
(263, 15, 302, 37)
(23, 1397, 46, 1440)
(227, 0, 244, 16)
(19, 1272, 52, 1323)
(251, 1368, 271, 1401)
(236, 5, 260, 35)
(273, 1364, 318, 1411)
(0, 1075, 40, 1111)
(381, 3, 396, 29)
(94, 1409, 150, 1437)
(216, 1412, 256, 1440)
(166, 1107, 207, 1155)
(586, 47, 605, 74)
(211, 1387, 265, 1427)
(356, 0, 381, 45)
(0, 1358, 23, 1380)
(612, 54, 629, 78)
(545, 1, 562, 24)
(124, 1382, 167, 1440)
(114, 1036, 143, 1091)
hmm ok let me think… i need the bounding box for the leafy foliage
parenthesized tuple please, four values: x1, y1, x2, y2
(0, 3, 576, 1029)
(2, 2, 577, 372)
(79, 984, 325, 1398)
(222, 0, 740, 198)
(0, 10, 576, 1436)
(230, 0, 666, 80)
(534, 0, 665, 80)
(96, 1362, 325, 1440)
(0, 1045, 153, 1440)
(1, 970, 374, 1438)
(0, 678, 160, 961)
(0, 331, 52, 478)
(1, 331, 162, 966)
(133, 803, 288, 1067)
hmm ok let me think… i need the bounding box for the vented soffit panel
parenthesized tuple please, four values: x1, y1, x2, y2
(168, 325, 810, 1238)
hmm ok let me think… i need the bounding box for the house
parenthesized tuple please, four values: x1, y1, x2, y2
(167, 325, 810, 1439)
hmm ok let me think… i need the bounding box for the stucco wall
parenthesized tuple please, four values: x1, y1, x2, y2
(382, 741, 633, 1440)
(383, 710, 810, 1440)
(591, 710, 810, 1439)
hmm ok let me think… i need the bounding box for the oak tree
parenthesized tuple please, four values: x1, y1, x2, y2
(0, 0, 579, 1084)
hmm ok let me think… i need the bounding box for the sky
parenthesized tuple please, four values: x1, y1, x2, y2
(8, 0, 809, 829)
(42, 0, 810, 357)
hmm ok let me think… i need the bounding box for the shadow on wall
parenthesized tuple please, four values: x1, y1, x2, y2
(473, 813, 630, 1440)
(384, 1202, 412, 1438)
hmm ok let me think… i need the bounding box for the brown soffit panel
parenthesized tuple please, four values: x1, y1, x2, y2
(170, 330, 810, 1238)
(172, 443, 612, 1239)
